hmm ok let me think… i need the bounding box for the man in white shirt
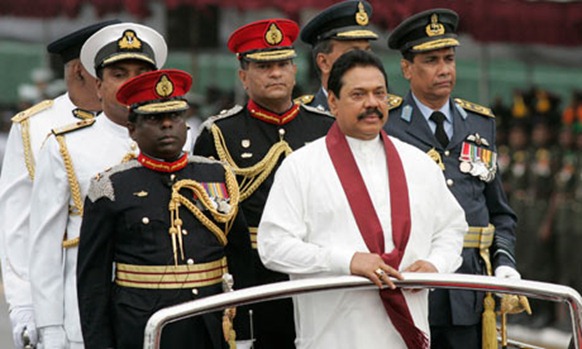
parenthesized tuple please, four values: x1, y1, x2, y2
(258, 49, 467, 348)
(0, 19, 119, 349)
(28, 22, 168, 349)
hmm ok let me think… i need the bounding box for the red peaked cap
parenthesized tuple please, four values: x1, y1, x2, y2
(227, 19, 299, 62)
(116, 69, 192, 111)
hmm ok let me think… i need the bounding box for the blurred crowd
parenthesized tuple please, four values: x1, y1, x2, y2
(495, 87, 582, 329)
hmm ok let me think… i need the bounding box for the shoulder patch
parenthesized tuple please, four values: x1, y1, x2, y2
(11, 99, 54, 123)
(294, 94, 315, 105)
(300, 103, 334, 118)
(87, 160, 141, 203)
(454, 98, 495, 118)
(386, 93, 403, 111)
(201, 104, 244, 130)
(52, 118, 96, 136)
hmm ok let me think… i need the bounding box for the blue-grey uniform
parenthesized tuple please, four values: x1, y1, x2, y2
(301, 87, 329, 111)
(385, 92, 517, 329)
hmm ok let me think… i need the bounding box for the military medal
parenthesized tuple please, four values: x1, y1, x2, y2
(459, 134, 497, 183)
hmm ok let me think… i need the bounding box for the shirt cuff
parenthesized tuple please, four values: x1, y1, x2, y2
(328, 248, 356, 275)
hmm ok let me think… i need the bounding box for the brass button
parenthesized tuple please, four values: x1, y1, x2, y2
(187, 258, 194, 265)
(192, 288, 199, 295)
(182, 229, 188, 235)
(142, 217, 150, 224)
(444, 150, 450, 157)
(446, 179, 454, 187)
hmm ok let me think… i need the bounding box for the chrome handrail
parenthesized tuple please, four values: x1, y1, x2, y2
(143, 273, 582, 349)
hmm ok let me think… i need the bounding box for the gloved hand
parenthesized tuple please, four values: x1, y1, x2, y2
(9, 306, 38, 348)
(494, 265, 521, 280)
(41, 325, 67, 349)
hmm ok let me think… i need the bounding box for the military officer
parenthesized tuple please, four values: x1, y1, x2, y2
(298, 0, 378, 111)
(193, 18, 334, 349)
(77, 69, 253, 349)
(0, 19, 119, 349)
(384, 9, 520, 348)
(28, 22, 168, 349)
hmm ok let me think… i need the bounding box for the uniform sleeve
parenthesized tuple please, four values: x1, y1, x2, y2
(485, 171, 517, 269)
(257, 157, 354, 276)
(28, 136, 71, 328)
(192, 125, 219, 158)
(0, 124, 35, 309)
(77, 189, 116, 348)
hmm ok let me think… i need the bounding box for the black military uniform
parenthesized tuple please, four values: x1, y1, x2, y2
(385, 9, 518, 348)
(77, 69, 254, 349)
(298, 0, 378, 111)
(193, 18, 335, 349)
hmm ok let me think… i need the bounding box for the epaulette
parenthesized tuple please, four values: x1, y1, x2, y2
(300, 103, 334, 118)
(454, 98, 495, 118)
(201, 105, 244, 130)
(189, 154, 223, 165)
(52, 118, 96, 136)
(87, 160, 140, 203)
(293, 94, 314, 105)
(11, 99, 54, 123)
(386, 93, 403, 111)
(72, 108, 95, 120)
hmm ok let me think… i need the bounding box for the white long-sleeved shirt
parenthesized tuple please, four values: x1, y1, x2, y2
(258, 134, 467, 349)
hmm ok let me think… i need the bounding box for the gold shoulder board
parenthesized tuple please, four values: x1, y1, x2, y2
(454, 98, 495, 118)
(294, 94, 315, 105)
(52, 119, 96, 136)
(11, 100, 54, 123)
(386, 93, 403, 111)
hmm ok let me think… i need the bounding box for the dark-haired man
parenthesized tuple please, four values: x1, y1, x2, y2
(384, 9, 520, 348)
(0, 19, 120, 349)
(258, 49, 466, 349)
(298, 0, 378, 111)
(193, 18, 334, 349)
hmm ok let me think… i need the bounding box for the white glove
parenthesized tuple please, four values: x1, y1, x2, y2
(9, 306, 38, 348)
(41, 325, 67, 349)
(494, 266, 521, 280)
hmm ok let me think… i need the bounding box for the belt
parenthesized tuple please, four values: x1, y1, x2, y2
(115, 257, 228, 289)
(463, 224, 494, 250)
(249, 226, 258, 249)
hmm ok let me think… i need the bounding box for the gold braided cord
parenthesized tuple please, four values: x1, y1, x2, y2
(20, 119, 35, 180)
(210, 124, 292, 201)
(56, 135, 84, 217)
(168, 166, 240, 264)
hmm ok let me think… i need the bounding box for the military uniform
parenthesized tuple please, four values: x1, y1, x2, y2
(385, 92, 517, 344)
(28, 22, 169, 348)
(194, 101, 334, 348)
(77, 154, 253, 349)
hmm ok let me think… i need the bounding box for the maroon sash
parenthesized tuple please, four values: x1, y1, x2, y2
(326, 122, 429, 348)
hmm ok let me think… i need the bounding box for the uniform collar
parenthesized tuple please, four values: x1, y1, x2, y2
(138, 152, 188, 173)
(411, 93, 452, 123)
(247, 99, 300, 125)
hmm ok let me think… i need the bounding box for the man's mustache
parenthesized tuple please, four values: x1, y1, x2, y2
(357, 108, 384, 121)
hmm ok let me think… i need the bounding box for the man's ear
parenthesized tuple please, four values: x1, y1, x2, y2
(127, 121, 137, 140)
(238, 68, 248, 91)
(316, 52, 332, 76)
(328, 91, 339, 117)
(401, 58, 412, 81)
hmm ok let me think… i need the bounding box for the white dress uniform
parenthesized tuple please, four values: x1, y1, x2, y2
(0, 93, 78, 312)
(28, 114, 138, 347)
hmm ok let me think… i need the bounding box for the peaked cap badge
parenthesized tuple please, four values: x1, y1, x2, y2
(265, 23, 283, 46)
(155, 75, 174, 98)
(355, 2, 369, 26)
(118, 30, 142, 50)
(426, 13, 445, 37)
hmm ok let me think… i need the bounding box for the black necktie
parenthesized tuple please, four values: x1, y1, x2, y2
(430, 111, 449, 148)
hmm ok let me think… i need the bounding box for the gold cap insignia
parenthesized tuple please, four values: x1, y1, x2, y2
(355, 2, 369, 26)
(265, 23, 283, 46)
(155, 75, 174, 98)
(118, 30, 142, 50)
(426, 13, 445, 37)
